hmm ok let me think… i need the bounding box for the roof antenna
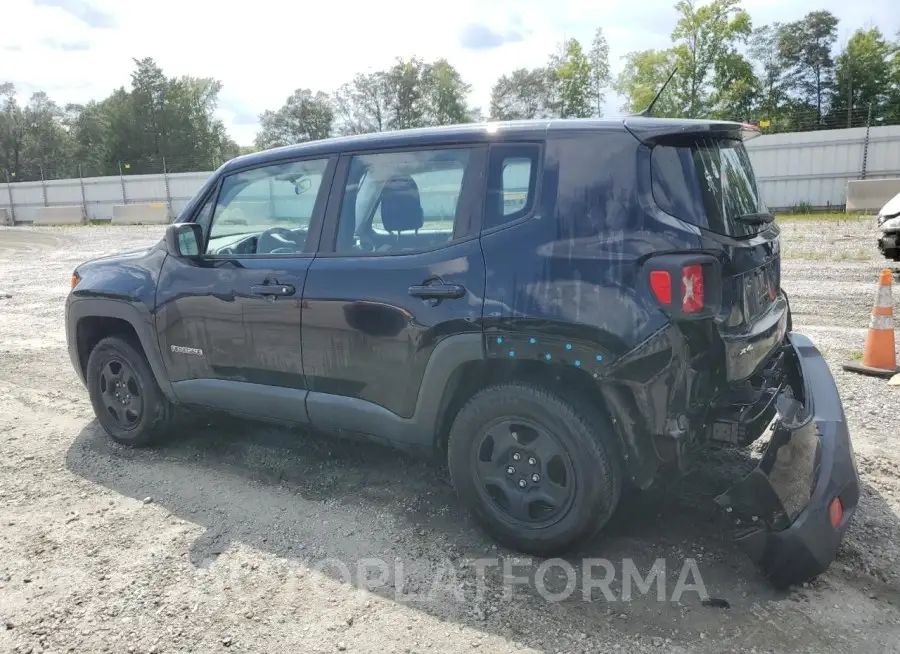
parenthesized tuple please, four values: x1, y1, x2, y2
(634, 66, 678, 117)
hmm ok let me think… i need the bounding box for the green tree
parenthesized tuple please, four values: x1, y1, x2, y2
(384, 56, 429, 130)
(709, 52, 759, 119)
(99, 87, 139, 172)
(547, 38, 594, 118)
(889, 31, 900, 123)
(332, 58, 473, 133)
(129, 57, 167, 163)
(422, 58, 474, 125)
(255, 89, 334, 150)
(489, 67, 552, 120)
(748, 23, 785, 122)
(20, 91, 75, 180)
(588, 27, 611, 117)
(332, 72, 390, 135)
(777, 10, 839, 125)
(0, 83, 25, 179)
(65, 101, 109, 176)
(670, 0, 752, 117)
(613, 49, 685, 116)
(832, 27, 892, 126)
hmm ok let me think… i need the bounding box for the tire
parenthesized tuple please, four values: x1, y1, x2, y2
(447, 382, 623, 556)
(86, 335, 172, 447)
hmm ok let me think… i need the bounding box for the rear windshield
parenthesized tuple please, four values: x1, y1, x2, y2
(651, 137, 768, 237)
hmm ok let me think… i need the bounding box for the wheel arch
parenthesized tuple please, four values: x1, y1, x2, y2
(67, 298, 176, 401)
(428, 355, 628, 464)
(423, 333, 669, 489)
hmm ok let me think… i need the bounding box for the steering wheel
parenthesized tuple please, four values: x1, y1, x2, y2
(257, 227, 299, 254)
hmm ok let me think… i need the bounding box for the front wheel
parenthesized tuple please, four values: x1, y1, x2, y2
(86, 336, 172, 447)
(447, 382, 623, 556)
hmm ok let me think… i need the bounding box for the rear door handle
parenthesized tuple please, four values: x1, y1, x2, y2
(408, 283, 466, 300)
(251, 283, 295, 297)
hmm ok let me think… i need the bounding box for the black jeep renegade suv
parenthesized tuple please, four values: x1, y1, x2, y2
(66, 118, 860, 587)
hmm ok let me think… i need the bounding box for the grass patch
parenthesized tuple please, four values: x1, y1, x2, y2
(837, 250, 873, 261)
(849, 349, 864, 360)
(783, 248, 872, 261)
(776, 212, 869, 222)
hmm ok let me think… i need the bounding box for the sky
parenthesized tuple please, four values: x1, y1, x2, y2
(1, 0, 898, 146)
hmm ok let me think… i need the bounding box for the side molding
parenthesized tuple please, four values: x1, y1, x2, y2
(171, 379, 310, 423)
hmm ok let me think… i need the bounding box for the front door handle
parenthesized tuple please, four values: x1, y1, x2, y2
(408, 283, 466, 300)
(251, 283, 295, 297)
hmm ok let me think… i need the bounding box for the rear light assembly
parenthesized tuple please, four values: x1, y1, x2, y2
(649, 271, 672, 305)
(645, 254, 721, 320)
(681, 264, 704, 313)
(829, 496, 844, 529)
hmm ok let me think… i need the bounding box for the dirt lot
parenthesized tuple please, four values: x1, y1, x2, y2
(1, 219, 899, 654)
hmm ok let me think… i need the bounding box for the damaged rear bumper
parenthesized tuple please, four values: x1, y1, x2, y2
(715, 333, 860, 588)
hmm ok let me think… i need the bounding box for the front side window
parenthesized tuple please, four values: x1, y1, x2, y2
(205, 158, 329, 255)
(335, 148, 474, 255)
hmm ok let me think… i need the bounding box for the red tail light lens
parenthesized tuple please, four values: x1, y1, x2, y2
(649, 270, 672, 305)
(681, 264, 704, 313)
(829, 496, 843, 528)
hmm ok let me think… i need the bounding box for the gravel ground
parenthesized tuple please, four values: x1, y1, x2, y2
(1, 219, 899, 654)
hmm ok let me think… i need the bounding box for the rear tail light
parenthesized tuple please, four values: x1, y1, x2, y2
(681, 264, 704, 313)
(649, 271, 672, 304)
(644, 254, 720, 320)
(649, 264, 705, 313)
(829, 496, 843, 528)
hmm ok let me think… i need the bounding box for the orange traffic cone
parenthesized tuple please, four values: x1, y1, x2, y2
(843, 269, 899, 378)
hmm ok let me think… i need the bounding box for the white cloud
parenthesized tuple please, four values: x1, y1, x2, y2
(1, 0, 897, 145)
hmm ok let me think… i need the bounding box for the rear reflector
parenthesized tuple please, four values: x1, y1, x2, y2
(682, 264, 705, 313)
(650, 270, 672, 304)
(829, 496, 843, 528)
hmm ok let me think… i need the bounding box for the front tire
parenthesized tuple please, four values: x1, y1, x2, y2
(86, 336, 172, 447)
(447, 382, 623, 556)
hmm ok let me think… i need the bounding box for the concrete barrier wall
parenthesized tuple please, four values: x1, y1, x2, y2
(845, 179, 900, 213)
(0, 171, 209, 223)
(33, 205, 84, 225)
(0, 208, 10, 226)
(112, 203, 170, 225)
(742, 125, 900, 210)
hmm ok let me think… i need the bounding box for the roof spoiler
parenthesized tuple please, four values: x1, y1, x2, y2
(623, 119, 763, 145)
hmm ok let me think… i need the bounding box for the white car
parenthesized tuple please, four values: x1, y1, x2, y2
(877, 190, 900, 261)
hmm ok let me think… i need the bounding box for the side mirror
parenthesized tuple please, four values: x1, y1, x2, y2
(165, 223, 203, 258)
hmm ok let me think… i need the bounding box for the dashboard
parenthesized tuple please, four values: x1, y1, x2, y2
(210, 227, 310, 256)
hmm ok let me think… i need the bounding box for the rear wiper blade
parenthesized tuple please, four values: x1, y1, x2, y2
(736, 212, 775, 225)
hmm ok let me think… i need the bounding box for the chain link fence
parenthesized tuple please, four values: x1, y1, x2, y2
(742, 103, 900, 135)
(3, 153, 238, 184)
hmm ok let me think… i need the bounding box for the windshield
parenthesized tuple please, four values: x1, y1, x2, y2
(651, 137, 768, 237)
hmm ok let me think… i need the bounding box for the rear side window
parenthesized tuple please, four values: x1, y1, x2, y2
(484, 144, 540, 230)
(651, 137, 767, 238)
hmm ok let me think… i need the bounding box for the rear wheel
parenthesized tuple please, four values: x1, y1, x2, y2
(86, 336, 172, 447)
(447, 382, 623, 556)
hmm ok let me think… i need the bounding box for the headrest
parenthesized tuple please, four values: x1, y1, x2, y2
(380, 174, 424, 232)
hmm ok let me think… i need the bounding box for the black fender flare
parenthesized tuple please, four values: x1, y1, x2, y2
(66, 297, 176, 402)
